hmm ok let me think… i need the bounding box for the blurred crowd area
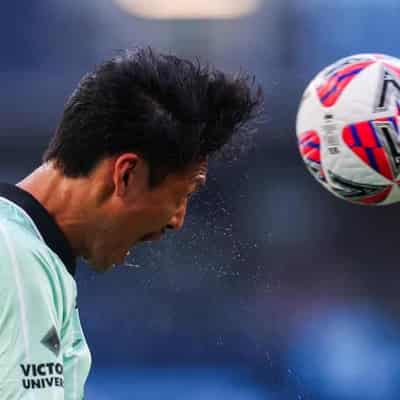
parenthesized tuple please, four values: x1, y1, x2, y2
(2, 1, 400, 399)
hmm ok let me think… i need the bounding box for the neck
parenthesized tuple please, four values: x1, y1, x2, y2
(17, 163, 92, 259)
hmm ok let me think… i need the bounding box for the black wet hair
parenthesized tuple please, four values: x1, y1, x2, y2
(43, 47, 262, 186)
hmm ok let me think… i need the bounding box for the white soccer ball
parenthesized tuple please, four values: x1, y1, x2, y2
(296, 53, 400, 205)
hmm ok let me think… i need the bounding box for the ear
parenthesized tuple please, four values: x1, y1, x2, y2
(113, 153, 140, 197)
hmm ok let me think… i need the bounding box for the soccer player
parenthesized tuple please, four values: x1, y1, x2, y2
(0, 48, 261, 399)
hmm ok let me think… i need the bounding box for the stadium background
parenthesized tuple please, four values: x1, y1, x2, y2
(1, 1, 400, 399)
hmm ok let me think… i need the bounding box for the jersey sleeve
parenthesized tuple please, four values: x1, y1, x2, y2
(62, 306, 92, 400)
(0, 222, 69, 399)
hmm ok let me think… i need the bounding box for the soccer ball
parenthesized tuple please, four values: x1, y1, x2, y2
(296, 53, 400, 205)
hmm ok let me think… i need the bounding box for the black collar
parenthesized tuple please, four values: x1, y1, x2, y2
(0, 183, 76, 276)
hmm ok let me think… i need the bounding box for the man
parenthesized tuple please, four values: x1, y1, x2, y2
(0, 48, 261, 399)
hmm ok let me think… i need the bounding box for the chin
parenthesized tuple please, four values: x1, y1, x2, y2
(85, 254, 116, 273)
(94, 263, 114, 273)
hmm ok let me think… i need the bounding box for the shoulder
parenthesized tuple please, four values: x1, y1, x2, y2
(0, 217, 76, 325)
(0, 215, 74, 276)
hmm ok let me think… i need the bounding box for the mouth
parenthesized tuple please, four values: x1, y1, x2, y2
(139, 231, 164, 242)
(114, 250, 130, 266)
(114, 232, 163, 267)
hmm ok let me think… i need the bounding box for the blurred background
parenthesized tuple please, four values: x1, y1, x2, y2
(2, 0, 400, 399)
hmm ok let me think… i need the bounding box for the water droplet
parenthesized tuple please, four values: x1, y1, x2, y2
(124, 263, 142, 269)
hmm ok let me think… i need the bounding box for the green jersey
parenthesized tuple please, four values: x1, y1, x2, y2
(0, 183, 91, 399)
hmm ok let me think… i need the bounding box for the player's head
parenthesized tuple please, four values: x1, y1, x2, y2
(43, 47, 262, 270)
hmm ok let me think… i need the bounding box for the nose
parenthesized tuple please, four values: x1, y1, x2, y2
(167, 202, 187, 231)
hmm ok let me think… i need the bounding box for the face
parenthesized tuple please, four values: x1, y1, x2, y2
(86, 154, 207, 271)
